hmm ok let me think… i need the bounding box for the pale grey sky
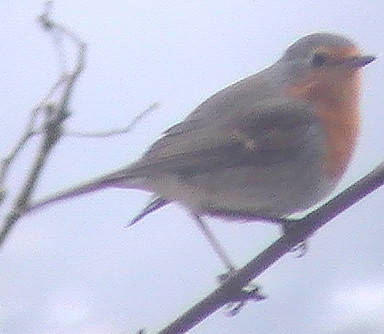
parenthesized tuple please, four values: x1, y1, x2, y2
(1, 1, 383, 333)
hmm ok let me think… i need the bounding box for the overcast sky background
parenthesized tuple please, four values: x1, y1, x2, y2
(1, 1, 384, 333)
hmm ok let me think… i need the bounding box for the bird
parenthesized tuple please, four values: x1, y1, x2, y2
(27, 32, 375, 235)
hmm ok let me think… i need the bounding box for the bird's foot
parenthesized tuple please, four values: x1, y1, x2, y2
(217, 269, 267, 316)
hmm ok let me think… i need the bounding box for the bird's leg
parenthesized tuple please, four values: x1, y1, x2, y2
(191, 213, 236, 273)
(192, 213, 267, 314)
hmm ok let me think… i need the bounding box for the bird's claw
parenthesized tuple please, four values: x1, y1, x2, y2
(224, 282, 267, 316)
(290, 240, 308, 257)
(217, 269, 267, 316)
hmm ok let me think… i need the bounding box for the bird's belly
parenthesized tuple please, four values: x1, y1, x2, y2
(196, 163, 335, 218)
(147, 159, 336, 219)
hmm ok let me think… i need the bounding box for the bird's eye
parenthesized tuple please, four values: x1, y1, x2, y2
(311, 53, 327, 68)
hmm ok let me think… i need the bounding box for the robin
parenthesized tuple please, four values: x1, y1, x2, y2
(28, 32, 375, 235)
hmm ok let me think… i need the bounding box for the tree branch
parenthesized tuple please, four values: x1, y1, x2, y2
(157, 161, 384, 334)
(0, 2, 86, 247)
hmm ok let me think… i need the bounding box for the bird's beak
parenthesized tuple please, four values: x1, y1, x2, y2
(344, 55, 376, 69)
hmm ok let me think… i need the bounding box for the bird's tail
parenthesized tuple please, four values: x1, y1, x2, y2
(25, 167, 143, 215)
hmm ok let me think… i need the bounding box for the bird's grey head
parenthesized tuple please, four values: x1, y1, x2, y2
(282, 33, 357, 62)
(274, 33, 372, 84)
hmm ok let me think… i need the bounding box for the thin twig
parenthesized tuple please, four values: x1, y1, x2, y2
(38, 1, 84, 47)
(65, 102, 160, 138)
(0, 78, 66, 192)
(1, 111, 38, 187)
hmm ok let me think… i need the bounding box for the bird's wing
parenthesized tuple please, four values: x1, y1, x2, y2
(129, 99, 316, 176)
(26, 99, 314, 215)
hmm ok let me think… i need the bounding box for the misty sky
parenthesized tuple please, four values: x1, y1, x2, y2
(1, 1, 384, 333)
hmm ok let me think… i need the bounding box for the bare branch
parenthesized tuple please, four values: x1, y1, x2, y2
(0, 3, 86, 247)
(65, 102, 160, 138)
(1, 110, 38, 190)
(157, 161, 384, 334)
(0, 78, 66, 197)
(38, 0, 84, 72)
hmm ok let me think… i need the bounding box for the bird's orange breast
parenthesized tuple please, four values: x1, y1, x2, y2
(313, 71, 361, 178)
(287, 70, 361, 179)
